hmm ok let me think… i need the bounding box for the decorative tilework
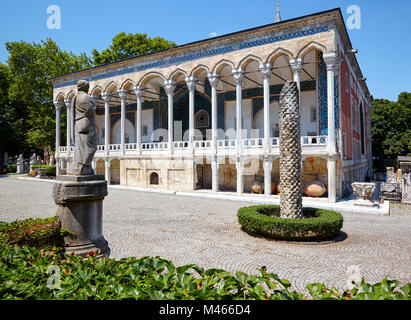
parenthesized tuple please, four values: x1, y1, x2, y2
(318, 51, 328, 135)
(54, 26, 328, 89)
(239, 26, 328, 50)
(334, 77, 339, 152)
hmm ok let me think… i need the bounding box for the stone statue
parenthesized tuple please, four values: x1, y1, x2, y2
(68, 80, 97, 176)
(16, 154, 24, 173)
(400, 162, 411, 204)
(279, 81, 303, 218)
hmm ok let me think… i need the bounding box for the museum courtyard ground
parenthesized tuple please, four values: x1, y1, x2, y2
(0, 175, 410, 293)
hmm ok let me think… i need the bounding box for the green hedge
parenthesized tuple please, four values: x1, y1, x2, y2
(6, 164, 17, 173)
(0, 217, 409, 300)
(31, 165, 56, 176)
(237, 205, 343, 241)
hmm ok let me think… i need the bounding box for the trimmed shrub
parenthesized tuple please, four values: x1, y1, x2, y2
(6, 164, 17, 173)
(237, 205, 343, 241)
(31, 165, 56, 176)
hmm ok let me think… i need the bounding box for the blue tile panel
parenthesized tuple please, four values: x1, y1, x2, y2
(54, 26, 328, 89)
(318, 51, 328, 136)
(334, 76, 339, 152)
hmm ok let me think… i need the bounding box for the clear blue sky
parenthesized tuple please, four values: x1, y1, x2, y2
(1, 0, 410, 101)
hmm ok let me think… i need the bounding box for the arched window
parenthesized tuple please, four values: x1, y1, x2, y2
(150, 172, 159, 185)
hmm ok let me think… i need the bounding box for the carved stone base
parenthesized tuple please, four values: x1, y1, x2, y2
(52, 175, 110, 258)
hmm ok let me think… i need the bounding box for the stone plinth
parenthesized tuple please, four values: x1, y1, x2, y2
(52, 175, 110, 257)
(351, 182, 376, 207)
(400, 162, 411, 204)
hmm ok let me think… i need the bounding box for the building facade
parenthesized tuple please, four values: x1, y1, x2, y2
(51, 8, 372, 202)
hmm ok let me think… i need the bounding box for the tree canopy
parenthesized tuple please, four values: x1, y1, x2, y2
(0, 32, 176, 156)
(3, 39, 91, 154)
(92, 32, 176, 66)
(371, 92, 411, 170)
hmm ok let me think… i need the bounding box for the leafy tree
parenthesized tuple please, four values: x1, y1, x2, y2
(371, 92, 411, 170)
(92, 32, 176, 66)
(5, 39, 91, 153)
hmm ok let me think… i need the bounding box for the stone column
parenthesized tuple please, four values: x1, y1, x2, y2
(164, 80, 176, 153)
(118, 89, 128, 156)
(236, 157, 243, 194)
(102, 93, 111, 156)
(64, 99, 72, 155)
(233, 69, 244, 154)
(212, 156, 219, 192)
(327, 156, 337, 203)
(133, 86, 144, 154)
(264, 156, 272, 196)
(54, 102, 62, 176)
(208, 73, 220, 151)
(185, 77, 198, 151)
(259, 64, 271, 154)
(54, 101, 62, 156)
(323, 52, 337, 155)
(289, 58, 303, 92)
(105, 159, 111, 185)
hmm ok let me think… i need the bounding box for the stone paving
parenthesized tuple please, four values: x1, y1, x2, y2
(1, 175, 410, 293)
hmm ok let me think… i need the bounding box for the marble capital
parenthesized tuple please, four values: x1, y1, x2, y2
(164, 80, 176, 95)
(259, 63, 272, 79)
(232, 69, 244, 84)
(207, 73, 220, 88)
(289, 58, 303, 73)
(117, 89, 128, 99)
(101, 92, 111, 103)
(133, 85, 145, 98)
(185, 77, 198, 92)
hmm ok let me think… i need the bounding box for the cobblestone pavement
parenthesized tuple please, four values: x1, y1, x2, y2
(1, 175, 410, 293)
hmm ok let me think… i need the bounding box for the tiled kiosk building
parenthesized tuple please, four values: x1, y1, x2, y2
(52, 8, 372, 203)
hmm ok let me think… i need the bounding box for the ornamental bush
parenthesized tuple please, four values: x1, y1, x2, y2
(31, 165, 56, 176)
(6, 164, 17, 173)
(237, 205, 343, 241)
(0, 217, 409, 300)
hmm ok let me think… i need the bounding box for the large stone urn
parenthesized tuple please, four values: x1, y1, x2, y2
(351, 182, 376, 207)
(303, 180, 327, 197)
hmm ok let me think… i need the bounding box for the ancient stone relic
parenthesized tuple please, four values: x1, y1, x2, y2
(279, 81, 303, 218)
(251, 183, 263, 194)
(53, 79, 110, 258)
(351, 182, 376, 207)
(303, 180, 327, 197)
(67, 79, 97, 176)
(400, 162, 411, 204)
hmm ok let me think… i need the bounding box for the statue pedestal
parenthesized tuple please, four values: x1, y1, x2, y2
(52, 175, 110, 258)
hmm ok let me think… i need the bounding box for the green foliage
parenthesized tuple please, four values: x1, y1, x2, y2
(31, 165, 56, 176)
(4, 39, 91, 153)
(0, 216, 66, 248)
(237, 205, 343, 241)
(0, 217, 408, 300)
(92, 32, 177, 66)
(6, 164, 17, 173)
(371, 92, 411, 170)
